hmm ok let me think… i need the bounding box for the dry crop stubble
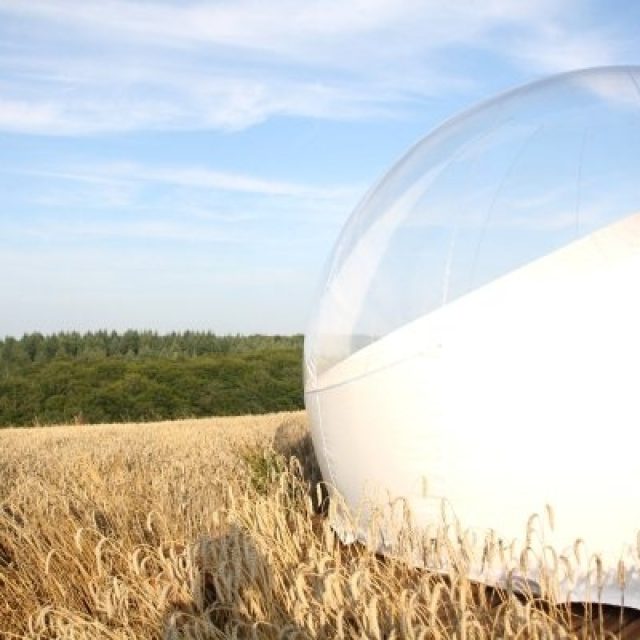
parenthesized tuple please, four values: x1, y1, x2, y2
(0, 412, 633, 638)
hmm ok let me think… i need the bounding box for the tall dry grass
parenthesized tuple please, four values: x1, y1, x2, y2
(0, 412, 634, 638)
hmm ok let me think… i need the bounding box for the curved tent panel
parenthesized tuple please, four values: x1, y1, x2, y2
(305, 67, 640, 607)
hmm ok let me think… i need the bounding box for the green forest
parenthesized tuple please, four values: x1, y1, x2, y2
(0, 331, 304, 427)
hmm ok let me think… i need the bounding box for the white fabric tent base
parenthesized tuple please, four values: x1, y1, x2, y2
(306, 212, 640, 607)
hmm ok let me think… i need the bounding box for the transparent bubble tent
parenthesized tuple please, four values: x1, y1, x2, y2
(304, 67, 640, 606)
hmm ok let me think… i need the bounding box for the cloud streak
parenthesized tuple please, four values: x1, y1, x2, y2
(20, 162, 364, 206)
(34, 162, 362, 200)
(0, 0, 626, 135)
(4, 159, 363, 251)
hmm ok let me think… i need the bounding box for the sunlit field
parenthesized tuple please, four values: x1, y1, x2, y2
(0, 412, 637, 639)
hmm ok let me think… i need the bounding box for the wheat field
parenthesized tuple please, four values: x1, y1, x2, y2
(0, 412, 636, 639)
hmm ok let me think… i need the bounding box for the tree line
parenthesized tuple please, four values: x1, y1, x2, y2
(0, 331, 304, 427)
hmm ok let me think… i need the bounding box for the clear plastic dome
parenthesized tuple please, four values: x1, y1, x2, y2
(305, 66, 640, 387)
(304, 67, 640, 607)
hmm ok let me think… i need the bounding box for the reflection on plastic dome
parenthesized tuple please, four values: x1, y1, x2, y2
(305, 66, 640, 385)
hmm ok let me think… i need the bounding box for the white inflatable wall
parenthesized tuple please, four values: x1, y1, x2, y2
(307, 213, 640, 605)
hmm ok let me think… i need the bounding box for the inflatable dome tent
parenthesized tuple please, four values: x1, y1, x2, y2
(304, 67, 640, 607)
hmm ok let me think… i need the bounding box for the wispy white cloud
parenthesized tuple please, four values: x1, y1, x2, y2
(508, 28, 619, 74)
(36, 162, 363, 200)
(18, 218, 238, 244)
(0, 1, 530, 56)
(5, 159, 362, 248)
(0, 98, 62, 133)
(130, 165, 361, 208)
(0, 0, 626, 135)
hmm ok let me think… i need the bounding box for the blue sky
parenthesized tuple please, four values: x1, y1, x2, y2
(1, 0, 638, 337)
